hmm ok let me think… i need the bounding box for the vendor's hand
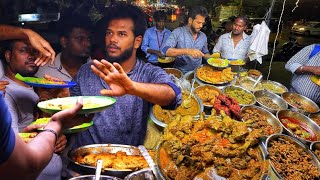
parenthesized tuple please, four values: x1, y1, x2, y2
(187, 49, 204, 58)
(22, 28, 56, 66)
(91, 59, 135, 96)
(22, 124, 45, 133)
(0, 81, 9, 95)
(309, 66, 320, 76)
(154, 50, 164, 58)
(54, 134, 67, 153)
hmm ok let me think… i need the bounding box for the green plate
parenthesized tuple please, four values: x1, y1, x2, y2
(31, 118, 94, 134)
(37, 96, 116, 114)
(207, 58, 229, 68)
(310, 76, 320, 86)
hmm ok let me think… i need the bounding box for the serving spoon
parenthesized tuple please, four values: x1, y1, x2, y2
(252, 75, 263, 89)
(183, 79, 195, 108)
(95, 160, 103, 180)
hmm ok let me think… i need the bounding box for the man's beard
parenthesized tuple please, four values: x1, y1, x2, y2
(190, 25, 199, 34)
(105, 45, 134, 63)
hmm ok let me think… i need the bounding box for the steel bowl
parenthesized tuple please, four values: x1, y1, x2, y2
(68, 144, 146, 179)
(164, 68, 183, 79)
(309, 113, 320, 126)
(282, 92, 320, 115)
(223, 85, 256, 106)
(69, 175, 121, 180)
(149, 94, 204, 128)
(124, 168, 155, 180)
(239, 77, 264, 92)
(276, 110, 320, 144)
(194, 84, 222, 108)
(241, 105, 283, 140)
(261, 80, 288, 95)
(266, 134, 320, 180)
(254, 90, 288, 114)
(310, 141, 320, 161)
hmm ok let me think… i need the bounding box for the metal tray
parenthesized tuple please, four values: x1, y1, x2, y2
(68, 144, 145, 179)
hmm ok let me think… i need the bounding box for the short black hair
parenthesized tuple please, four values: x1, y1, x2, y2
(56, 13, 93, 37)
(0, 39, 20, 65)
(188, 6, 208, 19)
(234, 15, 250, 27)
(102, 3, 147, 38)
(153, 10, 167, 22)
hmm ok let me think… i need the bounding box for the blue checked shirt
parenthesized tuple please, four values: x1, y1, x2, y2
(213, 32, 251, 60)
(285, 44, 320, 104)
(162, 26, 209, 74)
(141, 27, 171, 63)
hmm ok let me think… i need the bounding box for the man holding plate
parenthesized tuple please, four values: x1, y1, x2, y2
(70, 4, 181, 148)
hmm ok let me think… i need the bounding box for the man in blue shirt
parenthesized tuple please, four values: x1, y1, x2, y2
(70, 4, 181, 148)
(141, 10, 171, 65)
(162, 6, 211, 73)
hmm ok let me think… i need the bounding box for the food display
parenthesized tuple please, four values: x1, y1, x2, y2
(268, 136, 320, 180)
(247, 69, 262, 78)
(74, 151, 148, 170)
(213, 94, 241, 119)
(152, 92, 200, 124)
(207, 58, 229, 68)
(158, 113, 269, 180)
(38, 96, 116, 114)
(224, 86, 255, 106)
(282, 93, 319, 113)
(18, 132, 37, 143)
(315, 149, 320, 161)
(262, 81, 287, 94)
(256, 96, 280, 110)
(279, 116, 317, 141)
(242, 108, 281, 136)
(196, 65, 235, 84)
(194, 85, 221, 107)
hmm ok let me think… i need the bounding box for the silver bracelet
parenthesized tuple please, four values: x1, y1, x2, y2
(39, 129, 58, 143)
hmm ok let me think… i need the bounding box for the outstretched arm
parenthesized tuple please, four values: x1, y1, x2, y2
(0, 97, 89, 179)
(91, 60, 177, 106)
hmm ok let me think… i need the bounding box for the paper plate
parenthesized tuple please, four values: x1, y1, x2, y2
(15, 73, 77, 88)
(37, 96, 116, 114)
(31, 118, 94, 134)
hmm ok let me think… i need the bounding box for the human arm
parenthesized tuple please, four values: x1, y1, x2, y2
(165, 48, 204, 58)
(0, 25, 55, 66)
(91, 60, 177, 106)
(285, 45, 320, 75)
(0, 97, 85, 179)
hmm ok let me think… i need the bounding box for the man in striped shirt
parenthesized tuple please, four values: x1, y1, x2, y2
(285, 44, 320, 104)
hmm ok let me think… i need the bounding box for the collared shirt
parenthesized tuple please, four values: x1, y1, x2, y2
(213, 32, 251, 60)
(70, 59, 181, 147)
(141, 26, 171, 63)
(162, 26, 209, 74)
(285, 44, 320, 104)
(35, 52, 92, 81)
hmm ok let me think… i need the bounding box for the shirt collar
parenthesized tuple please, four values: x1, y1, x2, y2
(227, 32, 249, 40)
(153, 26, 168, 33)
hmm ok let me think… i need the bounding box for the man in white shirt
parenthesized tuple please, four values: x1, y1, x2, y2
(213, 16, 251, 61)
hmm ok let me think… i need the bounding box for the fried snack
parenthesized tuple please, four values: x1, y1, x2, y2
(75, 151, 148, 170)
(196, 66, 235, 84)
(248, 69, 261, 77)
